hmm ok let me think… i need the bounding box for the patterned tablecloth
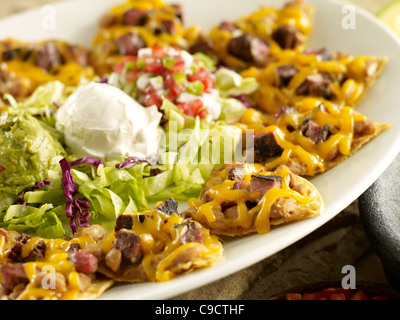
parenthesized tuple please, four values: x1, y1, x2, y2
(0, 0, 394, 300)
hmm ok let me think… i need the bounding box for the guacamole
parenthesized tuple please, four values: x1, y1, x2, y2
(0, 112, 66, 206)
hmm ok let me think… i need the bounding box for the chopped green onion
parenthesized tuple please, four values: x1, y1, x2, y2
(186, 80, 204, 96)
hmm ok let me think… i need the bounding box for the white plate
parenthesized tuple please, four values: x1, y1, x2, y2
(1, 0, 400, 300)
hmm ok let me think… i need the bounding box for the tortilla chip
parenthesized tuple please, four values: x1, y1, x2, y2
(240, 102, 391, 177)
(183, 164, 323, 236)
(241, 51, 388, 115)
(96, 201, 223, 283)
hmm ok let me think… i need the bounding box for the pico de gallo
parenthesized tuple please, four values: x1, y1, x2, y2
(112, 45, 222, 119)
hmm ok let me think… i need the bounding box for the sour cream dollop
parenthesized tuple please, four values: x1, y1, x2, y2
(55, 82, 162, 159)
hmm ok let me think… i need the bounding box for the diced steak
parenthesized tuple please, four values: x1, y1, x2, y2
(68, 251, 98, 274)
(275, 64, 299, 87)
(2, 47, 23, 61)
(7, 235, 45, 263)
(253, 131, 284, 162)
(272, 25, 300, 49)
(115, 215, 134, 232)
(123, 9, 150, 26)
(300, 119, 330, 144)
(160, 20, 177, 35)
(227, 164, 245, 181)
(250, 175, 283, 200)
(178, 221, 204, 245)
(189, 37, 214, 55)
(114, 229, 143, 264)
(170, 4, 184, 22)
(68, 45, 89, 67)
(116, 32, 146, 56)
(1, 263, 28, 291)
(228, 33, 270, 63)
(36, 42, 63, 71)
(25, 240, 46, 262)
(295, 74, 334, 100)
(154, 198, 179, 215)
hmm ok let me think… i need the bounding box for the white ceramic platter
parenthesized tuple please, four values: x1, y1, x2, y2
(1, 0, 400, 300)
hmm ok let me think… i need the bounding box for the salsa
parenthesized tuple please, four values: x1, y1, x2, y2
(113, 45, 221, 119)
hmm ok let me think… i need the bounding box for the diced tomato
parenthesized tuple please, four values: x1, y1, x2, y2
(113, 62, 126, 74)
(113, 56, 137, 73)
(145, 61, 165, 76)
(350, 290, 368, 300)
(0, 165, 5, 174)
(144, 92, 163, 108)
(285, 293, 302, 300)
(178, 100, 208, 119)
(302, 293, 320, 300)
(152, 44, 167, 59)
(172, 60, 185, 73)
(329, 293, 346, 300)
(178, 102, 189, 114)
(188, 68, 215, 93)
(320, 288, 352, 300)
(189, 99, 207, 118)
(125, 68, 140, 82)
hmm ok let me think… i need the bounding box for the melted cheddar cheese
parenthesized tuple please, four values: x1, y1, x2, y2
(0, 231, 99, 300)
(100, 205, 223, 282)
(238, 98, 382, 176)
(91, 0, 202, 75)
(241, 50, 386, 114)
(0, 39, 94, 101)
(208, 0, 314, 70)
(187, 164, 320, 235)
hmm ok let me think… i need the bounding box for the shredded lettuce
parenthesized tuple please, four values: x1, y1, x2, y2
(4, 81, 70, 128)
(0, 204, 67, 238)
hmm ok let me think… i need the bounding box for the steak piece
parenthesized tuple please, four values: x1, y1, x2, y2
(250, 175, 283, 200)
(114, 229, 143, 264)
(227, 164, 245, 181)
(253, 131, 284, 162)
(275, 64, 299, 87)
(272, 25, 300, 49)
(295, 74, 334, 100)
(115, 215, 134, 232)
(1, 263, 29, 291)
(36, 41, 63, 71)
(123, 9, 150, 26)
(228, 33, 270, 63)
(178, 220, 204, 245)
(170, 4, 184, 22)
(7, 234, 45, 263)
(300, 119, 330, 144)
(116, 32, 146, 56)
(154, 198, 179, 215)
(68, 251, 98, 274)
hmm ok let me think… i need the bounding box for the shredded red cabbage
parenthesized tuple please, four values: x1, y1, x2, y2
(52, 101, 61, 109)
(33, 180, 51, 190)
(16, 180, 51, 205)
(115, 156, 151, 169)
(60, 157, 101, 233)
(69, 156, 103, 168)
(98, 76, 108, 84)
